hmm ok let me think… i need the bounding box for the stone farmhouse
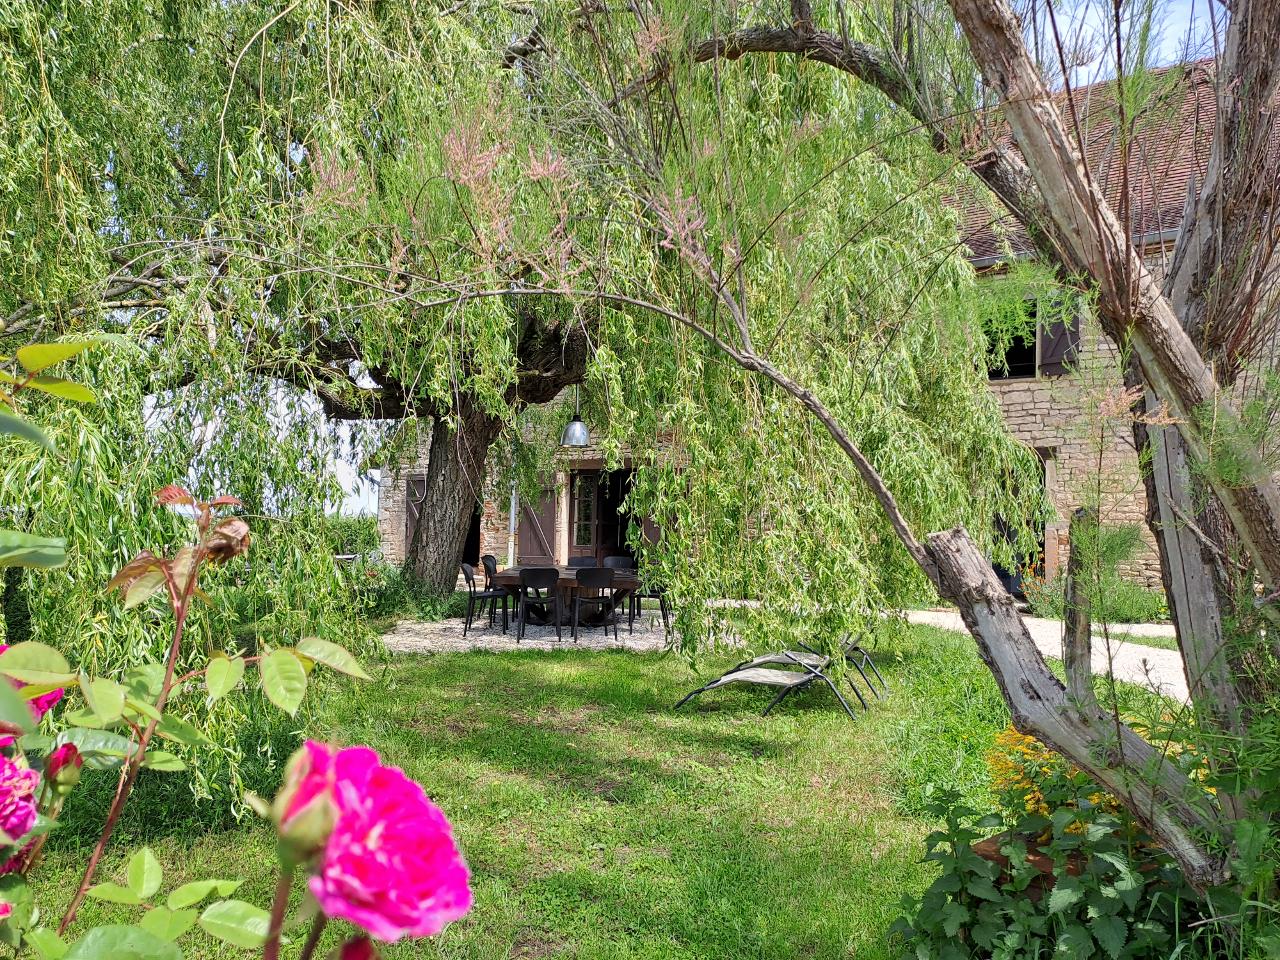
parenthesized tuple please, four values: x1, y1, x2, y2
(378, 61, 1246, 589)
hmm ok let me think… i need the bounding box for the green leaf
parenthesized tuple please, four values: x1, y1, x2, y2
(85, 882, 142, 905)
(25, 929, 69, 960)
(22, 377, 95, 403)
(0, 676, 35, 735)
(205, 656, 246, 702)
(125, 696, 163, 724)
(1093, 915, 1127, 959)
(64, 925, 181, 960)
(15, 341, 97, 373)
(123, 663, 166, 702)
(123, 570, 167, 610)
(260, 649, 307, 715)
(296, 637, 371, 681)
(166, 879, 242, 910)
(0, 410, 54, 452)
(138, 906, 197, 941)
(0, 641, 73, 686)
(127, 847, 162, 899)
(198, 899, 270, 949)
(79, 675, 127, 725)
(0, 531, 66, 570)
(1047, 880, 1084, 916)
(141, 751, 186, 772)
(55, 729, 135, 769)
(155, 713, 211, 746)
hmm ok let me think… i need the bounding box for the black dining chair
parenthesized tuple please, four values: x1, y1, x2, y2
(630, 582, 671, 635)
(517, 567, 562, 642)
(602, 556, 635, 569)
(572, 567, 621, 643)
(460, 563, 507, 637)
(479, 554, 500, 617)
(566, 556, 596, 568)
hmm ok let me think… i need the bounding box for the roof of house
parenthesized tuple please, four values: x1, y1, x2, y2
(956, 60, 1279, 266)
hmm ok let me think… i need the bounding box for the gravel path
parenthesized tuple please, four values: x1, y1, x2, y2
(382, 612, 674, 655)
(906, 609, 1187, 701)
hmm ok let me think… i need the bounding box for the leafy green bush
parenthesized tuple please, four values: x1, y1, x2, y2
(1023, 523, 1169, 624)
(892, 790, 1205, 960)
(1024, 574, 1169, 624)
(356, 565, 467, 628)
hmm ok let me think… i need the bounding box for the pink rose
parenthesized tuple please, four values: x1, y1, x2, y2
(0, 901, 11, 921)
(290, 741, 472, 942)
(0, 754, 39, 865)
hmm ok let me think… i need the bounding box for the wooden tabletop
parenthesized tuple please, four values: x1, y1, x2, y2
(491, 565, 640, 590)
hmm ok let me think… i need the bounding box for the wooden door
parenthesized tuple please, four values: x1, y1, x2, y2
(568, 470, 599, 562)
(517, 484, 557, 565)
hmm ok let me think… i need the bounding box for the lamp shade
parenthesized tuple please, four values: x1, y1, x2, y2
(560, 416, 590, 447)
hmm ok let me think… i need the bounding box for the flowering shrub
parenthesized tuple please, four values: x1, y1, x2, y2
(0, 342, 472, 958)
(894, 725, 1207, 959)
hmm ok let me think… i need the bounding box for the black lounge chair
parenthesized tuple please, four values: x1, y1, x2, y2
(674, 634, 886, 720)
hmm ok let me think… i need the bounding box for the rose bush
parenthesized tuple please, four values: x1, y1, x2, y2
(0, 342, 472, 958)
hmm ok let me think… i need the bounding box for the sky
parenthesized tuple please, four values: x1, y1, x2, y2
(330, 0, 1222, 518)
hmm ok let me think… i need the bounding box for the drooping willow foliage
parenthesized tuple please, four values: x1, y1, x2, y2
(1, 0, 1050, 756)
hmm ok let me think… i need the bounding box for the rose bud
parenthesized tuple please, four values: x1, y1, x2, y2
(330, 937, 380, 960)
(271, 741, 337, 865)
(47, 743, 82, 792)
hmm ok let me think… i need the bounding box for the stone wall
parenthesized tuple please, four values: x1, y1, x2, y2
(989, 329, 1160, 586)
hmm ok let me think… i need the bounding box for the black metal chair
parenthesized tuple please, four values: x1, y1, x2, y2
(567, 556, 596, 568)
(602, 556, 634, 569)
(517, 567, 562, 642)
(630, 582, 670, 635)
(479, 554, 499, 618)
(460, 563, 507, 637)
(572, 567, 620, 643)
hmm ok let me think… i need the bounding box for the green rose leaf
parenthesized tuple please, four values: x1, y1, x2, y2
(0, 677, 35, 734)
(123, 664, 166, 702)
(22, 377, 96, 404)
(155, 713, 211, 746)
(205, 656, 246, 702)
(296, 637, 371, 681)
(260, 649, 307, 716)
(85, 882, 142, 905)
(64, 925, 181, 960)
(126, 847, 163, 899)
(55, 729, 135, 770)
(79, 675, 127, 725)
(0, 641, 73, 685)
(25, 928, 69, 960)
(141, 751, 186, 772)
(123, 570, 168, 610)
(138, 906, 198, 941)
(166, 879, 242, 910)
(0, 531, 66, 570)
(199, 899, 271, 949)
(0, 410, 54, 452)
(15, 341, 98, 374)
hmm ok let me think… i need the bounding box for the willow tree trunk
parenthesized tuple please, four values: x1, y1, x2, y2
(404, 403, 504, 596)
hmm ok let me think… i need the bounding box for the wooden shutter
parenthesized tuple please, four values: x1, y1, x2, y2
(404, 474, 427, 560)
(517, 484, 557, 564)
(1038, 311, 1081, 376)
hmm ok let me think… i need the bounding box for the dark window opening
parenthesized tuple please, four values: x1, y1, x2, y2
(461, 507, 481, 565)
(986, 298, 1082, 381)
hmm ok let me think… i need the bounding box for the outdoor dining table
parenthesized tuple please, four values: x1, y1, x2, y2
(491, 565, 640, 627)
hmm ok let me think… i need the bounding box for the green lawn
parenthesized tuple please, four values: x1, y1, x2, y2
(30, 625, 1147, 959)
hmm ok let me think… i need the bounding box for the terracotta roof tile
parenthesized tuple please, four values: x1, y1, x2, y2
(954, 60, 1279, 265)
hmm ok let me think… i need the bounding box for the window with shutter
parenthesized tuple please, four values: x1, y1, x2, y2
(1038, 308, 1082, 376)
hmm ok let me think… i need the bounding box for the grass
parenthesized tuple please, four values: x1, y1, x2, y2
(30, 625, 1168, 959)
